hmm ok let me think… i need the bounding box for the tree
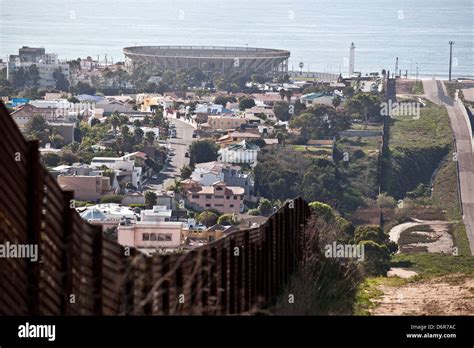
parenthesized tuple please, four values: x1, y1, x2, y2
(133, 119, 142, 128)
(25, 116, 51, 144)
(279, 89, 286, 100)
(48, 133, 64, 149)
(217, 214, 236, 225)
(273, 101, 291, 121)
(53, 68, 70, 91)
(180, 165, 193, 180)
(133, 127, 144, 144)
(72, 81, 96, 95)
(109, 113, 120, 133)
(251, 74, 266, 84)
(145, 191, 157, 207)
(27, 64, 40, 87)
(197, 211, 219, 227)
(290, 105, 350, 140)
(41, 153, 61, 167)
(214, 94, 235, 108)
(145, 131, 155, 147)
(68, 96, 80, 104)
(189, 140, 219, 165)
(258, 198, 273, 217)
(345, 93, 381, 123)
(238, 97, 256, 111)
(332, 95, 342, 108)
(358, 240, 391, 275)
(285, 89, 293, 102)
(308, 201, 336, 221)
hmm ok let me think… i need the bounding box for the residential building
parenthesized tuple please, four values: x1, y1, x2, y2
(95, 99, 134, 114)
(185, 181, 245, 214)
(90, 157, 142, 187)
(117, 221, 183, 250)
(57, 175, 112, 201)
(141, 205, 173, 222)
(7, 46, 70, 88)
(216, 131, 261, 147)
(218, 140, 260, 165)
(205, 115, 247, 130)
(185, 223, 238, 243)
(190, 161, 255, 198)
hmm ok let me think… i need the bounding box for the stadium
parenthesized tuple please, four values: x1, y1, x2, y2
(123, 45, 290, 76)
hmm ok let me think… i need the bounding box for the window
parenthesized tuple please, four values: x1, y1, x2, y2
(150, 233, 157, 241)
(234, 196, 237, 200)
(157, 233, 165, 241)
(206, 195, 212, 199)
(142, 233, 150, 241)
(230, 204, 234, 208)
(216, 187, 223, 191)
(164, 233, 172, 241)
(214, 204, 224, 207)
(226, 195, 230, 199)
(192, 194, 199, 199)
(215, 195, 224, 199)
(205, 203, 211, 207)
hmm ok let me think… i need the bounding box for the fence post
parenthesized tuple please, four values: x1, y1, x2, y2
(243, 232, 250, 313)
(60, 190, 74, 315)
(25, 140, 43, 315)
(229, 238, 236, 314)
(92, 225, 103, 315)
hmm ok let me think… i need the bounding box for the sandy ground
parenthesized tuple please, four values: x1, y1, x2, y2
(387, 267, 418, 279)
(389, 219, 453, 254)
(389, 221, 421, 243)
(462, 88, 474, 102)
(371, 275, 474, 315)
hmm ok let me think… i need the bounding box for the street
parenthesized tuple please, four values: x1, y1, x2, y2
(423, 78, 474, 254)
(147, 116, 196, 191)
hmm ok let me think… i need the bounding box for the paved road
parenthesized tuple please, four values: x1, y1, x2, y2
(423, 78, 474, 254)
(147, 117, 195, 191)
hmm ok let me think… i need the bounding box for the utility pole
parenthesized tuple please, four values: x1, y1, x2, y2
(449, 41, 455, 81)
(395, 57, 398, 77)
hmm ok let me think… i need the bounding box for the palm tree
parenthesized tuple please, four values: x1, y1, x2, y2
(279, 89, 286, 100)
(145, 131, 156, 147)
(109, 113, 120, 134)
(299, 62, 304, 75)
(133, 127, 144, 145)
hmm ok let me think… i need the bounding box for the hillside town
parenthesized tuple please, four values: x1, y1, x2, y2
(3, 44, 473, 264)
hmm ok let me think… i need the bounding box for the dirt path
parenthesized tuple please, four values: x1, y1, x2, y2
(371, 275, 474, 315)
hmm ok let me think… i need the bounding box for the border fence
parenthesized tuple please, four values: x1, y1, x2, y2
(0, 102, 310, 315)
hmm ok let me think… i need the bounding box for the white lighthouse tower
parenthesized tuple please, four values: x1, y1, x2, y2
(349, 42, 355, 76)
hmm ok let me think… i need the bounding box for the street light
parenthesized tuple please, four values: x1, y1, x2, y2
(449, 41, 455, 82)
(299, 62, 304, 75)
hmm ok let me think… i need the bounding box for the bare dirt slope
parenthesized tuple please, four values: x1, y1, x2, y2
(371, 275, 474, 315)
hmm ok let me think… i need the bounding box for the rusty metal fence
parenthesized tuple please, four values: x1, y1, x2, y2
(0, 102, 310, 315)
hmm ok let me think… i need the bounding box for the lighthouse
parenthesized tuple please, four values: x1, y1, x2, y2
(349, 42, 355, 76)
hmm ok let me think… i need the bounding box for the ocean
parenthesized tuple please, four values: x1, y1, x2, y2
(1, 0, 473, 78)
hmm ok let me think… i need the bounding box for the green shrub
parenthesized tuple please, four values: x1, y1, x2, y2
(309, 201, 335, 221)
(100, 195, 124, 204)
(197, 211, 219, 227)
(217, 214, 237, 226)
(358, 240, 391, 275)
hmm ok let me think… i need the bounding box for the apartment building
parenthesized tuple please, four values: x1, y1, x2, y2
(185, 181, 245, 214)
